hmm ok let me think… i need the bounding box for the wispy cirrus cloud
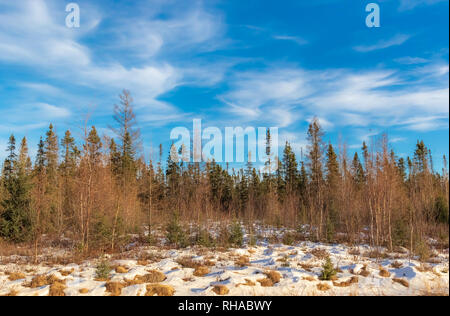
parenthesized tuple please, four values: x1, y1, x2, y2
(273, 35, 308, 46)
(399, 0, 448, 11)
(219, 62, 449, 132)
(0, 0, 230, 128)
(354, 34, 412, 52)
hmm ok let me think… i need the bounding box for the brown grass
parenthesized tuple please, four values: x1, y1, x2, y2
(257, 278, 274, 287)
(348, 248, 361, 256)
(137, 260, 149, 266)
(212, 285, 229, 295)
(193, 266, 210, 277)
(105, 282, 124, 296)
(27, 274, 65, 288)
(379, 268, 391, 278)
(3, 289, 19, 296)
(302, 276, 316, 282)
(176, 257, 202, 269)
(237, 279, 256, 287)
(390, 261, 403, 269)
(145, 284, 175, 296)
(415, 264, 433, 273)
(310, 248, 329, 259)
(79, 288, 89, 294)
(316, 283, 331, 291)
(393, 278, 409, 288)
(59, 269, 74, 276)
(49, 282, 67, 296)
(264, 270, 281, 284)
(333, 276, 359, 287)
(115, 266, 129, 274)
(235, 256, 250, 267)
(299, 263, 314, 272)
(128, 270, 167, 284)
(8, 272, 26, 281)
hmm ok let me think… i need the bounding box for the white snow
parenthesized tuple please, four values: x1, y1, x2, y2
(0, 240, 448, 296)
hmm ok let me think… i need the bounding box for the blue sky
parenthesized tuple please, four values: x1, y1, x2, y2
(0, 0, 448, 170)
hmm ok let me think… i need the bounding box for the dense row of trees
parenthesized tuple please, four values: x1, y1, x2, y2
(0, 90, 448, 258)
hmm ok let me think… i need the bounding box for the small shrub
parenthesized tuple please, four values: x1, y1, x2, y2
(392, 219, 409, 248)
(228, 222, 244, 247)
(95, 260, 112, 281)
(281, 232, 296, 246)
(434, 196, 449, 224)
(166, 212, 188, 248)
(415, 238, 431, 262)
(193, 228, 215, 248)
(319, 257, 337, 281)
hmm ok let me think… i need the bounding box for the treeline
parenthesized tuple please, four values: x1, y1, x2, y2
(0, 90, 448, 257)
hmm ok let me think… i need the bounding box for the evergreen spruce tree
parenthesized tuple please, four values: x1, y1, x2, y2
(0, 135, 33, 242)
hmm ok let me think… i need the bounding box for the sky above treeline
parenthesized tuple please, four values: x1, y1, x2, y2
(0, 0, 448, 170)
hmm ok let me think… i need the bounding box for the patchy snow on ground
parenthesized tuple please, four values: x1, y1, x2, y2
(0, 241, 448, 296)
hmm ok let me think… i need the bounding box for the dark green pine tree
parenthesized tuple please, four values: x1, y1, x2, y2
(282, 142, 299, 193)
(351, 152, 366, 187)
(413, 140, 429, 175)
(109, 138, 121, 176)
(35, 137, 46, 173)
(44, 124, 59, 181)
(325, 144, 340, 242)
(166, 143, 181, 194)
(325, 144, 340, 189)
(397, 157, 407, 182)
(61, 130, 79, 175)
(86, 126, 102, 165)
(0, 135, 33, 242)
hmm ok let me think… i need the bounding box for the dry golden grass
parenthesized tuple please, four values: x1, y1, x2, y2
(351, 264, 370, 277)
(302, 276, 316, 282)
(237, 279, 256, 287)
(193, 266, 210, 277)
(316, 283, 331, 291)
(390, 261, 403, 269)
(3, 289, 19, 296)
(392, 278, 409, 288)
(7, 272, 26, 281)
(212, 285, 229, 295)
(176, 257, 202, 269)
(125, 270, 167, 285)
(333, 276, 359, 287)
(137, 260, 149, 266)
(49, 281, 67, 296)
(145, 284, 175, 296)
(310, 248, 329, 259)
(348, 248, 360, 256)
(59, 269, 74, 276)
(379, 268, 391, 278)
(299, 263, 314, 272)
(105, 282, 124, 296)
(415, 264, 433, 273)
(79, 288, 89, 294)
(257, 278, 273, 287)
(264, 270, 281, 284)
(235, 256, 250, 267)
(27, 274, 64, 288)
(115, 266, 129, 274)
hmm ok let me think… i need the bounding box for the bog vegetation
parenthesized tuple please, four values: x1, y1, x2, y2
(0, 90, 448, 261)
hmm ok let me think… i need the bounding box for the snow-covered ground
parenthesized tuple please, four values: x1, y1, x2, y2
(1, 241, 448, 296)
